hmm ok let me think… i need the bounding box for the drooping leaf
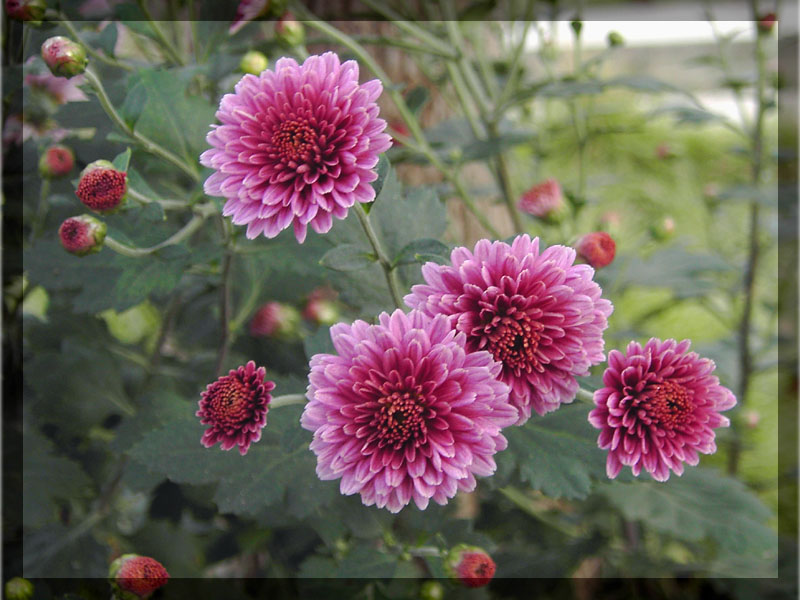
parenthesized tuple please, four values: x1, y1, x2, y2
(393, 238, 451, 267)
(320, 244, 375, 272)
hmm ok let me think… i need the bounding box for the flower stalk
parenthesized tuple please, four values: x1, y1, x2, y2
(354, 203, 405, 309)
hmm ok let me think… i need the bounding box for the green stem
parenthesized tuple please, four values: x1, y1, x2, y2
(346, 34, 456, 58)
(104, 209, 210, 257)
(30, 178, 50, 241)
(358, 0, 457, 58)
(128, 187, 189, 210)
(83, 68, 199, 181)
(270, 394, 308, 408)
(488, 122, 524, 233)
(136, 0, 185, 66)
(214, 232, 233, 377)
(55, 13, 135, 71)
(497, 16, 534, 111)
(354, 203, 405, 309)
(575, 387, 595, 403)
(295, 8, 501, 238)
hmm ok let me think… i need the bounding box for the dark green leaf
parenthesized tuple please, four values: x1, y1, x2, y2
(393, 238, 450, 267)
(369, 154, 391, 202)
(303, 325, 335, 359)
(405, 86, 429, 116)
(120, 75, 148, 129)
(320, 244, 375, 272)
(112, 147, 131, 172)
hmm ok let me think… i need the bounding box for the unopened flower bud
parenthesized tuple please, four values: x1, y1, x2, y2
(744, 409, 760, 428)
(76, 160, 127, 213)
(655, 143, 674, 160)
(570, 19, 583, 36)
(419, 580, 445, 600)
(109, 554, 169, 600)
(5, 0, 46, 22)
(757, 12, 776, 34)
(607, 31, 624, 47)
(39, 144, 75, 178)
(518, 178, 567, 222)
(444, 544, 496, 588)
(240, 50, 268, 75)
(276, 13, 305, 47)
(303, 289, 341, 325)
(59, 215, 107, 256)
(649, 216, 675, 241)
(250, 301, 301, 338)
(41, 37, 88, 78)
(5, 577, 34, 600)
(575, 232, 616, 269)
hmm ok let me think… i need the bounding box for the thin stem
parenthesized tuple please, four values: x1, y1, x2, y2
(83, 68, 200, 181)
(497, 15, 534, 112)
(128, 187, 189, 210)
(575, 387, 595, 403)
(270, 394, 307, 408)
(104, 210, 210, 257)
(445, 61, 483, 138)
(729, 7, 768, 475)
(214, 222, 234, 377)
(295, 8, 501, 238)
(30, 178, 50, 241)
(55, 14, 135, 71)
(441, 9, 492, 118)
(358, 0, 457, 58)
(354, 203, 404, 309)
(346, 34, 456, 58)
(136, 0, 185, 66)
(488, 122, 524, 233)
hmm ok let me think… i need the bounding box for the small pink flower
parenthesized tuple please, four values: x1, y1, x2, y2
(518, 178, 565, 220)
(196, 361, 274, 455)
(41, 37, 88, 78)
(301, 310, 517, 513)
(575, 232, 616, 269)
(405, 235, 613, 424)
(25, 72, 88, 105)
(200, 52, 392, 243)
(588, 338, 736, 481)
(39, 144, 75, 178)
(59, 215, 106, 256)
(249, 301, 300, 338)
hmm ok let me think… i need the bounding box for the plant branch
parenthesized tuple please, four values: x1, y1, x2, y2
(354, 203, 405, 309)
(55, 14, 135, 71)
(136, 0, 185, 66)
(104, 205, 212, 257)
(214, 222, 234, 377)
(128, 187, 190, 210)
(270, 394, 308, 408)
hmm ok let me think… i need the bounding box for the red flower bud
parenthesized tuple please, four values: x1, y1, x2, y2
(41, 37, 88, 78)
(5, 0, 46, 21)
(250, 302, 301, 338)
(108, 554, 169, 600)
(39, 144, 75, 178)
(76, 160, 127, 213)
(518, 178, 566, 222)
(444, 544, 496, 588)
(575, 232, 616, 269)
(303, 287, 340, 325)
(59, 215, 107, 256)
(757, 13, 776, 34)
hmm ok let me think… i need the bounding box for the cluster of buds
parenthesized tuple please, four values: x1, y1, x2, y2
(108, 554, 169, 600)
(38, 144, 74, 178)
(575, 231, 616, 269)
(59, 214, 107, 256)
(518, 178, 567, 223)
(41, 36, 88, 78)
(76, 159, 128, 213)
(5, 0, 46, 22)
(444, 544, 496, 588)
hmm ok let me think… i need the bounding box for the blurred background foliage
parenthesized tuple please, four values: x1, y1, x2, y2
(5, 1, 796, 599)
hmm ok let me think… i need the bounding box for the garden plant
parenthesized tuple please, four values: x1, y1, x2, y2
(6, 1, 793, 599)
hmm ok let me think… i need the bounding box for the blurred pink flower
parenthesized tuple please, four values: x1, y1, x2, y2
(25, 72, 88, 104)
(518, 178, 565, 220)
(575, 231, 616, 269)
(229, 0, 270, 35)
(196, 361, 274, 455)
(588, 338, 736, 481)
(405, 235, 613, 424)
(200, 52, 392, 243)
(301, 309, 517, 513)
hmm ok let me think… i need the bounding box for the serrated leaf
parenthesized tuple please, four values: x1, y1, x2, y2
(320, 244, 375, 272)
(112, 147, 132, 172)
(304, 325, 335, 359)
(496, 403, 610, 499)
(393, 238, 450, 267)
(120, 74, 147, 128)
(335, 543, 401, 578)
(23, 429, 93, 528)
(599, 468, 777, 560)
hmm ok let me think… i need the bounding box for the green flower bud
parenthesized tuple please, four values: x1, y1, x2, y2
(41, 36, 88, 78)
(276, 13, 305, 47)
(607, 31, 624, 47)
(240, 50, 268, 75)
(5, 577, 34, 600)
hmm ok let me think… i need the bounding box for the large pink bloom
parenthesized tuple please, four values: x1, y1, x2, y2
(200, 52, 392, 243)
(588, 338, 736, 481)
(406, 234, 613, 424)
(301, 309, 517, 513)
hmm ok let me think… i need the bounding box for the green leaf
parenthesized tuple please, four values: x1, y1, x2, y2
(335, 543, 402, 578)
(127, 406, 336, 517)
(23, 429, 93, 528)
(495, 403, 612, 499)
(599, 468, 777, 561)
(393, 238, 450, 267)
(320, 244, 375, 272)
(303, 325, 335, 359)
(405, 86, 429, 116)
(112, 147, 132, 172)
(120, 73, 147, 129)
(369, 154, 391, 202)
(653, 105, 724, 125)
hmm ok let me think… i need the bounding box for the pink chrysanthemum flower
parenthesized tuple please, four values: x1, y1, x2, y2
(200, 52, 392, 243)
(229, 0, 269, 35)
(406, 235, 613, 425)
(518, 178, 565, 220)
(196, 361, 275, 455)
(301, 309, 517, 513)
(588, 338, 736, 481)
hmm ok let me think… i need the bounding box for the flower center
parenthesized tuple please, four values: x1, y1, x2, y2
(642, 380, 694, 429)
(371, 388, 427, 449)
(209, 377, 252, 425)
(485, 313, 542, 375)
(272, 118, 317, 163)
